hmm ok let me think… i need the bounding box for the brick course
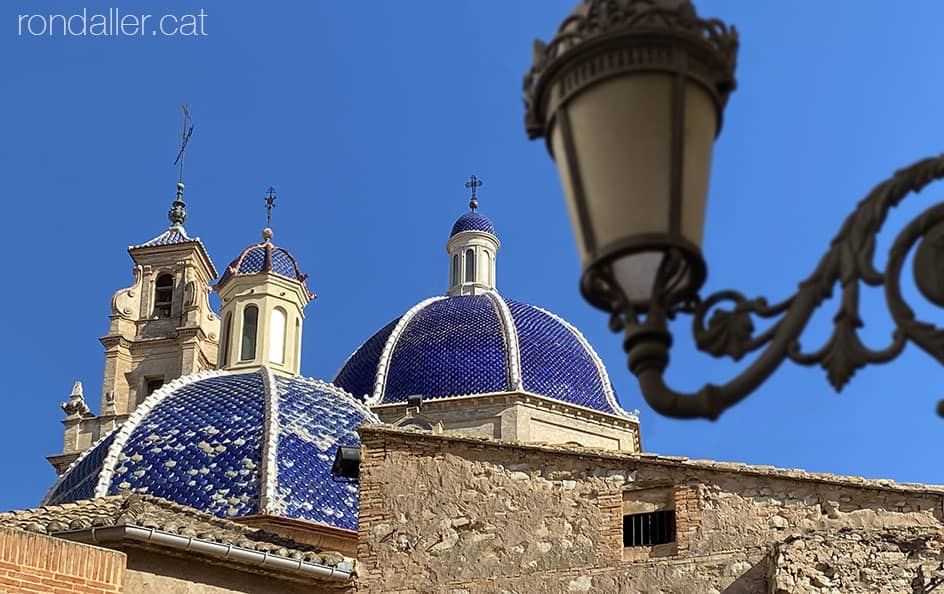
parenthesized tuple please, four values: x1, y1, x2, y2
(0, 526, 125, 594)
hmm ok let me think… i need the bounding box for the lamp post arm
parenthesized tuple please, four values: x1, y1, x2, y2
(612, 154, 944, 420)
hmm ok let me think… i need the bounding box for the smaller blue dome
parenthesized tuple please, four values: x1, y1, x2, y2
(451, 211, 495, 237)
(217, 235, 313, 298)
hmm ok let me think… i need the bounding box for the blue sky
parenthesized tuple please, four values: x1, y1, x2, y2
(2, 1, 943, 511)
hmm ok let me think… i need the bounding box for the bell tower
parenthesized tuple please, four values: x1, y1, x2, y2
(100, 182, 220, 415)
(48, 183, 221, 473)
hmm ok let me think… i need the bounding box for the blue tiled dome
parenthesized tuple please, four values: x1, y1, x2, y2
(43, 369, 378, 531)
(450, 211, 495, 237)
(217, 237, 313, 297)
(333, 293, 629, 416)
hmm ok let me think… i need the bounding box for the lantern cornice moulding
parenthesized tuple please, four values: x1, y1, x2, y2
(525, 0, 944, 421)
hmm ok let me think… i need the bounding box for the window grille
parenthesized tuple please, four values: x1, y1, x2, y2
(623, 510, 675, 547)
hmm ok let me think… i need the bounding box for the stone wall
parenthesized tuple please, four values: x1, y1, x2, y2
(769, 527, 944, 593)
(0, 525, 126, 593)
(124, 550, 347, 594)
(355, 426, 944, 593)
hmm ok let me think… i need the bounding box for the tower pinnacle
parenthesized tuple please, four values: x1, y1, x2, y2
(168, 182, 187, 226)
(447, 177, 499, 296)
(168, 104, 193, 228)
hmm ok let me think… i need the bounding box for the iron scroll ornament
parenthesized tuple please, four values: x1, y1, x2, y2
(594, 154, 944, 420)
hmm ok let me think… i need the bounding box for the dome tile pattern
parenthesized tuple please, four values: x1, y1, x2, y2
(451, 211, 495, 237)
(507, 299, 611, 412)
(270, 376, 364, 529)
(384, 296, 508, 401)
(217, 239, 313, 298)
(333, 291, 629, 417)
(43, 369, 379, 530)
(108, 373, 265, 517)
(131, 225, 195, 249)
(46, 433, 116, 505)
(333, 319, 399, 402)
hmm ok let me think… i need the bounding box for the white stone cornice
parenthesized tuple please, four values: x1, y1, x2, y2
(371, 296, 446, 405)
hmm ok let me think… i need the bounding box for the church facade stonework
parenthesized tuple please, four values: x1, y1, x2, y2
(4, 180, 944, 593)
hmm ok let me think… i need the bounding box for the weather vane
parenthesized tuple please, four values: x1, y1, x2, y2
(173, 103, 194, 184)
(265, 186, 276, 228)
(465, 175, 483, 211)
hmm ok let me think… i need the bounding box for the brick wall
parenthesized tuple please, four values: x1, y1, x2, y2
(0, 526, 126, 594)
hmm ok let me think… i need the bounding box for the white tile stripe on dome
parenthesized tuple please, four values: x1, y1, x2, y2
(485, 291, 523, 391)
(531, 305, 631, 418)
(372, 296, 447, 405)
(299, 377, 382, 423)
(258, 366, 280, 514)
(93, 369, 230, 498)
(41, 427, 116, 505)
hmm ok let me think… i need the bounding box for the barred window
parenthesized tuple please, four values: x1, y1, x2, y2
(623, 510, 676, 547)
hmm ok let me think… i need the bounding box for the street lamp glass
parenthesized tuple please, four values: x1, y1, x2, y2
(550, 72, 717, 308)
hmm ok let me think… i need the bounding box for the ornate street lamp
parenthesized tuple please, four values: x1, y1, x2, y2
(525, 0, 944, 420)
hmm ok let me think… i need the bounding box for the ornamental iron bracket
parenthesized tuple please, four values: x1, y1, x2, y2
(599, 154, 944, 420)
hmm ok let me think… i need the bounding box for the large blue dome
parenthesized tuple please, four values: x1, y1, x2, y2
(43, 369, 378, 531)
(333, 292, 628, 416)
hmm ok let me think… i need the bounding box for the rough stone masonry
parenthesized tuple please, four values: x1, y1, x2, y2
(355, 425, 944, 594)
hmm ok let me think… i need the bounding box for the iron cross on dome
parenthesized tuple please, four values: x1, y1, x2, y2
(465, 175, 483, 211)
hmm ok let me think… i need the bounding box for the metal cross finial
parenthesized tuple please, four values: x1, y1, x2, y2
(465, 175, 483, 211)
(173, 103, 194, 184)
(167, 104, 192, 226)
(265, 186, 276, 228)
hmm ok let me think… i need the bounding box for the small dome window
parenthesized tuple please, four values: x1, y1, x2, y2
(452, 254, 460, 286)
(220, 312, 232, 367)
(154, 274, 174, 318)
(269, 307, 287, 365)
(240, 305, 259, 361)
(465, 249, 475, 282)
(294, 318, 301, 368)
